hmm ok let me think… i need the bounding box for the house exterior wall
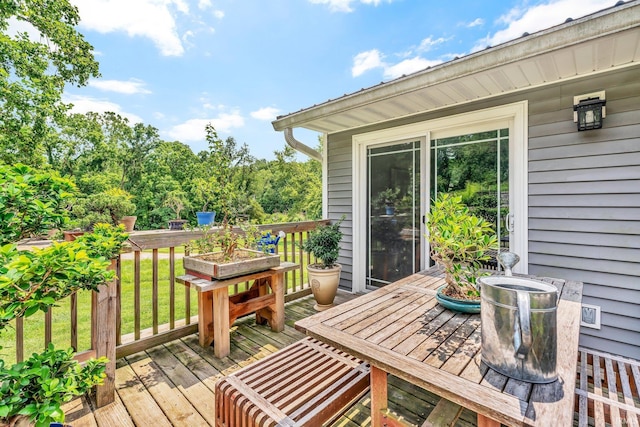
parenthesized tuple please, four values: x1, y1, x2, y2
(326, 66, 640, 359)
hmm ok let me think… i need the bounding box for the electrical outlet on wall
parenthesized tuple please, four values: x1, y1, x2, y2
(581, 304, 601, 329)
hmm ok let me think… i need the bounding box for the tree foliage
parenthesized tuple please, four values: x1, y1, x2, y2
(0, 0, 100, 166)
(0, 164, 75, 245)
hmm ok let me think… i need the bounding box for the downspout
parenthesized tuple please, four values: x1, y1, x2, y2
(284, 127, 322, 162)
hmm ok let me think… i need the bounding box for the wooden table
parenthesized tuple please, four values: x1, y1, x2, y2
(177, 262, 298, 358)
(295, 267, 583, 426)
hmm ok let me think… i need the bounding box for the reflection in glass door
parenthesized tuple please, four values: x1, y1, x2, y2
(430, 129, 509, 269)
(367, 141, 421, 288)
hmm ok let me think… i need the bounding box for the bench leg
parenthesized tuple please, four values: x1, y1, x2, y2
(212, 287, 230, 358)
(198, 291, 214, 347)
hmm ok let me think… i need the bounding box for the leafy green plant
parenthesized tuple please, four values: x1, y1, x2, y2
(0, 165, 129, 426)
(71, 188, 136, 230)
(164, 190, 188, 220)
(192, 177, 216, 212)
(189, 217, 263, 261)
(426, 193, 497, 300)
(0, 164, 76, 245)
(0, 345, 107, 427)
(301, 218, 344, 269)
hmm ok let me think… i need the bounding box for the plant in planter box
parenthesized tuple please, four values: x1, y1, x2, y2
(0, 165, 129, 427)
(301, 217, 344, 311)
(426, 193, 497, 307)
(184, 217, 280, 279)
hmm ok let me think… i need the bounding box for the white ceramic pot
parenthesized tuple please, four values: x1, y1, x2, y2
(307, 263, 342, 311)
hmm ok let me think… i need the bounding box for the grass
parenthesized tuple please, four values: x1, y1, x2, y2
(0, 243, 313, 365)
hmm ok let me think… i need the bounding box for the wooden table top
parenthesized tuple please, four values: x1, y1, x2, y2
(295, 267, 583, 426)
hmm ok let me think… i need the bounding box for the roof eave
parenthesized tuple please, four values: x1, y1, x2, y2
(272, 0, 640, 132)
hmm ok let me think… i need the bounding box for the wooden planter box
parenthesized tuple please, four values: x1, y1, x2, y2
(183, 249, 280, 279)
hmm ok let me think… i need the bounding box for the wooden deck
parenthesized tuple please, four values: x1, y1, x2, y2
(61, 291, 479, 427)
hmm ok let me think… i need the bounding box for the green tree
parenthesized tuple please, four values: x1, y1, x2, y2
(199, 125, 255, 222)
(0, 0, 100, 166)
(254, 144, 322, 221)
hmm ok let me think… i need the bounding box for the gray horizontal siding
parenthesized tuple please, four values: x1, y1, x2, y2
(529, 230, 640, 249)
(527, 67, 640, 359)
(529, 180, 640, 195)
(327, 133, 354, 291)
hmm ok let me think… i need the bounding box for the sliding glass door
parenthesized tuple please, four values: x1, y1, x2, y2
(366, 141, 421, 288)
(429, 129, 510, 268)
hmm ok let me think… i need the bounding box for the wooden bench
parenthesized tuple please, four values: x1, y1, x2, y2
(575, 347, 640, 427)
(215, 336, 370, 426)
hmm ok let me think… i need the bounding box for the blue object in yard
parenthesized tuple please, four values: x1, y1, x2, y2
(196, 211, 216, 226)
(257, 232, 284, 253)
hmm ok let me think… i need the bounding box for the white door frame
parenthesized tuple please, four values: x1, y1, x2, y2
(352, 101, 528, 294)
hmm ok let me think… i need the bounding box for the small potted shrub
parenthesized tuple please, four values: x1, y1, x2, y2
(164, 190, 189, 230)
(70, 188, 136, 232)
(301, 218, 344, 311)
(426, 193, 497, 312)
(192, 178, 217, 227)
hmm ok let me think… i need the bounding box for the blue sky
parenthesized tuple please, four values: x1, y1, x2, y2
(63, 0, 613, 160)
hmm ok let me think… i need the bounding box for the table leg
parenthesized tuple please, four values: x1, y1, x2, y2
(477, 414, 501, 427)
(212, 286, 230, 358)
(269, 272, 285, 332)
(197, 291, 214, 348)
(371, 366, 388, 427)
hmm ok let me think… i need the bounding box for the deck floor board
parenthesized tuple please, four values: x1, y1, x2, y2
(64, 292, 484, 427)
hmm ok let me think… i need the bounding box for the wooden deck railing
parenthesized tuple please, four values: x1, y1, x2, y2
(3, 219, 328, 407)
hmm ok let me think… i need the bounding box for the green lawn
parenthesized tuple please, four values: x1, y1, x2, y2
(0, 244, 312, 365)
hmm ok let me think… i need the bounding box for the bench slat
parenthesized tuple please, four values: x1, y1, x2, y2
(215, 337, 370, 427)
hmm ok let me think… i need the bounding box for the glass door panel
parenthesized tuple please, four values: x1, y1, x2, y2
(429, 129, 509, 269)
(367, 141, 421, 288)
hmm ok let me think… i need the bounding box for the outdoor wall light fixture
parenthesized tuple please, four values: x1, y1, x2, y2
(573, 91, 606, 131)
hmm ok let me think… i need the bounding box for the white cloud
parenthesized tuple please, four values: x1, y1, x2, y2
(72, 0, 188, 56)
(198, 0, 211, 9)
(352, 48, 442, 79)
(166, 112, 245, 141)
(309, 0, 390, 13)
(383, 57, 442, 79)
(417, 36, 448, 52)
(472, 0, 609, 51)
(466, 18, 484, 28)
(88, 79, 152, 95)
(213, 10, 225, 19)
(251, 107, 281, 121)
(64, 94, 144, 124)
(352, 49, 385, 77)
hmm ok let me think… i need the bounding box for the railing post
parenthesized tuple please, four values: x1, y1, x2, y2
(93, 258, 118, 407)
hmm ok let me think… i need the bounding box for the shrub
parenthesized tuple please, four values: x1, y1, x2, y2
(426, 194, 497, 300)
(301, 218, 344, 269)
